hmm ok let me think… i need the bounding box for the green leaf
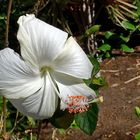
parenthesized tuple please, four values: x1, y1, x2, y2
(74, 104, 99, 135)
(135, 106, 140, 118)
(136, 0, 140, 16)
(120, 44, 134, 52)
(0, 16, 5, 20)
(0, 13, 6, 20)
(50, 110, 74, 129)
(105, 52, 111, 58)
(135, 133, 140, 140)
(84, 56, 100, 86)
(27, 116, 36, 126)
(104, 31, 114, 39)
(98, 44, 111, 52)
(122, 21, 136, 30)
(120, 34, 130, 43)
(6, 119, 13, 130)
(92, 77, 106, 86)
(0, 97, 3, 111)
(89, 84, 100, 95)
(85, 25, 101, 37)
(58, 128, 66, 135)
(70, 121, 79, 129)
(89, 56, 100, 76)
(136, 24, 140, 31)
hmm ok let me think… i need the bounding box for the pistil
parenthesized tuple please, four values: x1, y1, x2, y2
(65, 95, 89, 113)
(65, 95, 103, 114)
(40, 66, 51, 77)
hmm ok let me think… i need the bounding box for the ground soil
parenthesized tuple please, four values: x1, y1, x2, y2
(39, 55, 140, 140)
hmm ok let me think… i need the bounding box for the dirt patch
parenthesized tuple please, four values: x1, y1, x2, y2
(92, 56, 140, 140)
(39, 56, 140, 140)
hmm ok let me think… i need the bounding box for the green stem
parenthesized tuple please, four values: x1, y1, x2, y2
(2, 97, 6, 135)
(10, 111, 19, 133)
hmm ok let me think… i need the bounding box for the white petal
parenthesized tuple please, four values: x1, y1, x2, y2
(0, 48, 43, 99)
(10, 75, 58, 119)
(52, 71, 96, 110)
(17, 14, 68, 67)
(52, 37, 93, 79)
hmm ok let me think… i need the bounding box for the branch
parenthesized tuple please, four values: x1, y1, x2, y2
(111, 47, 140, 55)
(3, 0, 13, 138)
(5, 0, 13, 48)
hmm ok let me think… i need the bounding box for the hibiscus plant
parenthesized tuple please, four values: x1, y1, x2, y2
(0, 13, 103, 139)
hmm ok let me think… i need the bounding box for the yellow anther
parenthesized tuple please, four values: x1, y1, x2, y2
(88, 96, 104, 104)
(98, 96, 104, 103)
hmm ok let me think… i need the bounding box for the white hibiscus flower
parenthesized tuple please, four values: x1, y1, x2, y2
(0, 14, 96, 120)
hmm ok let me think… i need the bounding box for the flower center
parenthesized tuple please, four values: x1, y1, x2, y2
(64, 96, 103, 114)
(40, 66, 51, 77)
(65, 95, 89, 113)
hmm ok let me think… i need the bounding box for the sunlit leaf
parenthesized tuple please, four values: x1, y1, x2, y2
(135, 106, 140, 118)
(92, 77, 106, 86)
(85, 25, 101, 37)
(70, 121, 79, 129)
(105, 31, 114, 39)
(98, 44, 111, 52)
(120, 34, 130, 43)
(122, 21, 136, 30)
(120, 44, 134, 52)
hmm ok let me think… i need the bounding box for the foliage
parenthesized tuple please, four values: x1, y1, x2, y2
(135, 106, 140, 118)
(135, 133, 140, 140)
(96, 29, 138, 58)
(0, 0, 140, 139)
(134, 106, 140, 140)
(74, 103, 98, 135)
(106, 0, 140, 28)
(0, 98, 37, 139)
(49, 55, 102, 135)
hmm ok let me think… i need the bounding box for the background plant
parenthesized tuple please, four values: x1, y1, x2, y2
(0, 0, 140, 139)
